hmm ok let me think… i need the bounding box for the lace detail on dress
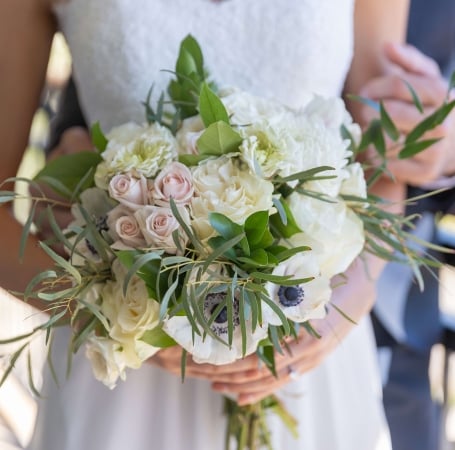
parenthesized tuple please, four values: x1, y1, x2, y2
(53, 0, 354, 131)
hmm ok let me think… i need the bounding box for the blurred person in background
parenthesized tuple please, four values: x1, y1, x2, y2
(360, 0, 455, 449)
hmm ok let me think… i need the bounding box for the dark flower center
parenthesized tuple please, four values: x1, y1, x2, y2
(277, 285, 304, 307)
(210, 304, 228, 324)
(203, 292, 240, 336)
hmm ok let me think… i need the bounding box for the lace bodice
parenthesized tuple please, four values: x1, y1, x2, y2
(54, 0, 354, 131)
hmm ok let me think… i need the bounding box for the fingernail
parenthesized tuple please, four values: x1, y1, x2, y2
(212, 383, 227, 392)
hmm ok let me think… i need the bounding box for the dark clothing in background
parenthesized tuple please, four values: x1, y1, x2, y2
(372, 1, 455, 449)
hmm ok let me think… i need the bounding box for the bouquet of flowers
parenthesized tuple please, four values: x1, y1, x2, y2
(1, 35, 454, 450)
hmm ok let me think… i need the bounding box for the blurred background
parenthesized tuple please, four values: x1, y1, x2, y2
(2, 32, 455, 450)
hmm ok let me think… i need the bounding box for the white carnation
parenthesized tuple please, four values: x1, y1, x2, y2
(94, 122, 178, 188)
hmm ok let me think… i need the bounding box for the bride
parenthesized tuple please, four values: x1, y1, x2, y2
(0, 0, 409, 449)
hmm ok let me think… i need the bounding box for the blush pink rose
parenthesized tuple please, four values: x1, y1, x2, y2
(134, 205, 189, 254)
(152, 162, 194, 206)
(107, 205, 147, 249)
(108, 172, 148, 210)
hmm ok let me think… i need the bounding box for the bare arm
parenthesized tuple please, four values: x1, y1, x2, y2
(0, 0, 56, 294)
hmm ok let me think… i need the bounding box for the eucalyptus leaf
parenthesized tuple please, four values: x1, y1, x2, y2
(141, 327, 177, 348)
(196, 121, 243, 156)
(380, 101, 400, 141)
(399, 138, 442, 159)
(34, 152, 102, 198)
(90, 122, 108, 153)
(199, 82, 229, 127)
(405, 100, 455, 143)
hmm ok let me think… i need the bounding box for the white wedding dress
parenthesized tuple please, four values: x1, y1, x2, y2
(28, 1, 391, 449)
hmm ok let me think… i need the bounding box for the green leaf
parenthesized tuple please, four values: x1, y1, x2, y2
(204, 233, 246, 270)
(251, 272, 313, 286)
(277, 166, 335, 184)
(34, 152, 102, 198)
(209, 212, 244, 240)
(178, 154, 210, 166)
(122, 252, 164, 297)
(141, 326, 177, 348)
(0, 191, 17, 204)
(256, 342, 277, 377)
(399, 138, 442, 159)
(406, 100, 455, 143)
(269, 203, 301, 239)
(39, 241, 82, 285)
(380, 101, 399, 141)
(90, 122, 108, 153)
(403, 79, 424, 113)
(159, 276, 179, 321)
(359, 119, 385, 155)
(199, 83, 229, 127)
(196, 121, 243, 156)
(19, 202, 36, 261)
(178, 35, 204, 78)
(244, 211, 269, 246)
(176, 47, 198, 80)
(0, 344, 28, 388)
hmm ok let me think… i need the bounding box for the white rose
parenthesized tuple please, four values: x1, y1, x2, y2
(287, 193, 365, 277)
(107, 205, 147, 250)
(108, 172, 148, 210)
(100, 262, 161, 367)
(94, 122, 177, 188)
(85, 336, 127, 389)
(134, 205, 189, 254)
(152, 162, 194, 206)
(176, 115, 205, 155)
(190, 156, 275, 242)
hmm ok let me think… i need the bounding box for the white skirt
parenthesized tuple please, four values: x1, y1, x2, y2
(28, 317, 390, 450)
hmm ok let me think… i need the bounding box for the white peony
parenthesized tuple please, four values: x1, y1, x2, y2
(190, 156, 275, 242)
(263, 253, 331, 324)
(303, 94, 361, 144)
(221, 89, 290, 126)
(287, 193, 365, 278)
(94, 122, 178, 188)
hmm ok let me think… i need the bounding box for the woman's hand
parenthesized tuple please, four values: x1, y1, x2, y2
(150, 252, 383, 406)
(359, 42, 455, 186)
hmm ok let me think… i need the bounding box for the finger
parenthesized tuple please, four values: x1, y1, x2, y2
(360, 73, 447, 106)
(384, 42, 441, 78)
(363, 100, 439, 133)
